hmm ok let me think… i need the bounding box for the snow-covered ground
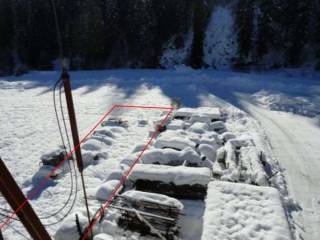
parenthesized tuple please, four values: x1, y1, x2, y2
(240, 100, 320, 240)
(0, 68, 319, 240)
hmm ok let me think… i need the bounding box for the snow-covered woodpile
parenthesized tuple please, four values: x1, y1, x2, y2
(129, 164, 211, 199)
(39, 119, 127, 178)
(114, 191, 183, 240)
(54, 106, 291, 240)
(202, 182, 292, 240)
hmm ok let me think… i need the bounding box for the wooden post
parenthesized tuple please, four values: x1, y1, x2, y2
(0, 158, 52, 240)
(0, 228, 4, 240)
(60, 69, 92, 239)
(61, 69, 84, 172)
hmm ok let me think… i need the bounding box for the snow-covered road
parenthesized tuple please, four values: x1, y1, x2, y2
(241, 100, 320, 240)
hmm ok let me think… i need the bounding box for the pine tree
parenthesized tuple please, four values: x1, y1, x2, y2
(283, 0, 311, 66)
(256, 0, 272, 59)
(0, 0, 14, 74)
(235, 0, 254, 68)
(189, 0, 209, 69)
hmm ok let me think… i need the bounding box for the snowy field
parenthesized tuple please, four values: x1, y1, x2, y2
(0, 68, 319, 240)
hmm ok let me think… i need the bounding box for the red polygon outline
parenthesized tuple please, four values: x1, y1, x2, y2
(0, 104, 174, 236)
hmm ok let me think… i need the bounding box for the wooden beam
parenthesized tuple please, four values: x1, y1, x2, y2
(0, 158, 51, 240)
(0, 228, 4, 240)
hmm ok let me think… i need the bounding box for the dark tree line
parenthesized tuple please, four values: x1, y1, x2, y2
(0, 0, 320, 75)
(235, 0, 320, 69)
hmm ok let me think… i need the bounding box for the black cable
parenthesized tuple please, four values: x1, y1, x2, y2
(0, 164, 78, 227)
(0, 212, 20, 222)
(59, 81, 72, 154)
(9, 226, 31, 240)
(0, 222, 32, 240)
(53, 78, 67, 149)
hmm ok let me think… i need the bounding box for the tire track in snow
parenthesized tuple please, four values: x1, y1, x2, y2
(241, 100, 320, 240)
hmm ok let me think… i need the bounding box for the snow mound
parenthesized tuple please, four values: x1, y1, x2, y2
(82, 150, 108, 165)
(91, 134, 114, 146)
(55, 212, 92, 240)
(129, 164, 211, 186)
(174, 107, 221, 121)
(220, 131, 236, 142)
(94, 234, 114, 240)
(166, 119, 185, 130)
(82, 139, 108, 151)
(199, 143, 218, 162)
(96, 180, 122, 201)
(209, 121, 226, 132)
(202, 181, 292, 240)
(189, 122, 209, 134)
(140, 147, 202, 166)
(154, 135, 196, 150)
(121, 190, 184, 210)
(94, 127, 117, 138)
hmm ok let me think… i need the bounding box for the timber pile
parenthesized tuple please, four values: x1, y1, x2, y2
(113, 191, 183, 240)
(128, 164, 211, 199)
(134, 180, 207, 200)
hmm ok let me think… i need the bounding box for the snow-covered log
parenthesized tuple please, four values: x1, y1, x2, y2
(115, 191, 182, 240)
(174, 107, 221, 122)
(129, 164, 211, 186)
(121, 190, 184, 211)
(213, 140, 268, 186)
(140, 147, 202, 167)
(154, 135, 196, 151)
(128, 164, 211, 199)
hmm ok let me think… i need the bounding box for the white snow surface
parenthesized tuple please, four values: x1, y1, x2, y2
(1, 69, 319, 239)
(202, 181, 292, 240)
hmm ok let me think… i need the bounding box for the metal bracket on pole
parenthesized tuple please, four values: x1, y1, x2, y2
(0, 158, 52, 240)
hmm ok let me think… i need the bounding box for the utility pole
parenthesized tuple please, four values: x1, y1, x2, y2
(0, 158, 52, 240)
(60, 68, 92, 239)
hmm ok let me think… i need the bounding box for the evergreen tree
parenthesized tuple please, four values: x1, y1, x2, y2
(256, 0, 272, 59)
(283, 0, 311, 66)
(189, 0, 209, 69)
(235, 0, 254, 67)
(0, 0, 14, 74)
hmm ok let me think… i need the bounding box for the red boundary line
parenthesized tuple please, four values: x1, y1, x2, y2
(0, 104, 174, 233)
(81, 107, 174, 240)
